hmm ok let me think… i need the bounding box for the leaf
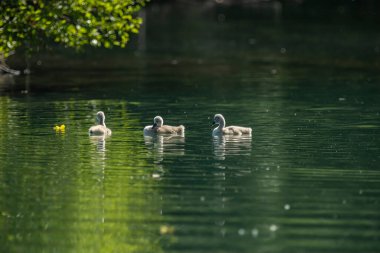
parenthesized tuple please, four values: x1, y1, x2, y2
(0, 0, 148, 56)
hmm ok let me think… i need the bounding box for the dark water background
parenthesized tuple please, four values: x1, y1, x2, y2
(1, 2, 380, 252)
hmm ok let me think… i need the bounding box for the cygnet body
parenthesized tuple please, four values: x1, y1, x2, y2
(89, 111, 112, 136)
(212, 114, 252, 136)
(144, 116, 185, 135)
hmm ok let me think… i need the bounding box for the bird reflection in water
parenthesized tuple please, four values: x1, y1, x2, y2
(213, 134, 252, 160)
(144, 133, 185, 163)
(89, 135, 109, 225)
(90, 135, 107, 154)
(89, 135, 108, 181)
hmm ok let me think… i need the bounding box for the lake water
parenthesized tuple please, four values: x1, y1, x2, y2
(1, 2, 380, 253)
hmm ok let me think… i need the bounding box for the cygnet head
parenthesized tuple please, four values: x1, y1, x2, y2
(153, 116, 164, 128)
(96, 111, 106, 125)
(213, 114, 225, 126)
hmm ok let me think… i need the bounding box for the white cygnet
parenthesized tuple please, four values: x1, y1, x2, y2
(212, 114, 252, 136)
(144, 116, 185, 135)
(89, 111, 112, 136)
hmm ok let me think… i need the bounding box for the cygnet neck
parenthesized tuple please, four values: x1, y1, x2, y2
(98, 117, 105, 126)
(218, 117, 226, 129)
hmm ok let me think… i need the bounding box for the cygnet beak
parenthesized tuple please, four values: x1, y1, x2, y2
(153, 123, 157, 128)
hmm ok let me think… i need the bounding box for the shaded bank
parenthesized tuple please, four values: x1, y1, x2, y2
(2, 0, 379, 94)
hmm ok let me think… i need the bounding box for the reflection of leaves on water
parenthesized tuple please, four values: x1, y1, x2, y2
(213, 135, 252, 160)
(144, 134, 185, 163)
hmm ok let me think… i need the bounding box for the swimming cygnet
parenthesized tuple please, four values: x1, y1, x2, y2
(89, 111, 112, 136)
(144, 116, 185, 135)
(212, 114, 252, 135)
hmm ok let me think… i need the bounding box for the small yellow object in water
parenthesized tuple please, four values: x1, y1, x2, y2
(54, 124, 66, 132)
(160, 225, 175, 235)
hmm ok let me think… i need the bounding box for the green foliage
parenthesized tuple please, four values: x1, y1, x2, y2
(0, 0, 147, 57)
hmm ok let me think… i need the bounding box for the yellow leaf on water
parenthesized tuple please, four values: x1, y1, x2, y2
(160, 225, 175, 235)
